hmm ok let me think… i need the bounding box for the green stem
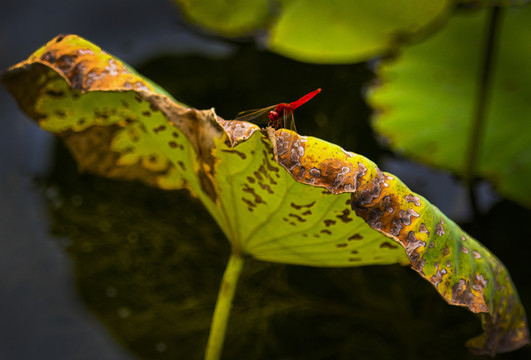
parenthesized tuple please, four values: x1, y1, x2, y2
(205, 252, 245, 360)
(464, 7, 502, 214)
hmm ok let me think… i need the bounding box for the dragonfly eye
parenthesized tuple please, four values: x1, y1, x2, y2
(268, 110, 279, 121)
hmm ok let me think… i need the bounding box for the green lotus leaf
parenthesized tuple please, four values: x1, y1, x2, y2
(368, 7, 531, 207)
(3, 34, 529, 356)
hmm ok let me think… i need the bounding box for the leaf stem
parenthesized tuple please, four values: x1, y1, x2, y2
(464, 7, 502, 214)
(205, 251, 245, 360)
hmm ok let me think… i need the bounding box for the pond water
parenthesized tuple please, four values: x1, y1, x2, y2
(1, 1, 529, 359)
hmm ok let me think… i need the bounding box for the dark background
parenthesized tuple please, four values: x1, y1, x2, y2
(1, 1, 529, 359)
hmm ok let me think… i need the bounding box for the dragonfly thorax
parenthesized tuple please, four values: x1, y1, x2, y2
(269, 103, 290, 121)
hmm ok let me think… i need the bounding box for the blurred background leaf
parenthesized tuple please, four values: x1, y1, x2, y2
(269, 0, 453, 63)
(173, 0, 454, 63)
(175, 0, 272, 36)
(369, 7, 531, 208)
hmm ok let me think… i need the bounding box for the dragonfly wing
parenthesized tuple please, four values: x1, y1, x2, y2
(233, 105, 275, 124)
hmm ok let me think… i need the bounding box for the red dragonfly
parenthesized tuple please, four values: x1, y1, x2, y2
(234, 88, 321, 132)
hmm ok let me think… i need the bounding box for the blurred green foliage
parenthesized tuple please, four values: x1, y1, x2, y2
(369, 7, 531, 207)
(174, 0, 453, 63)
